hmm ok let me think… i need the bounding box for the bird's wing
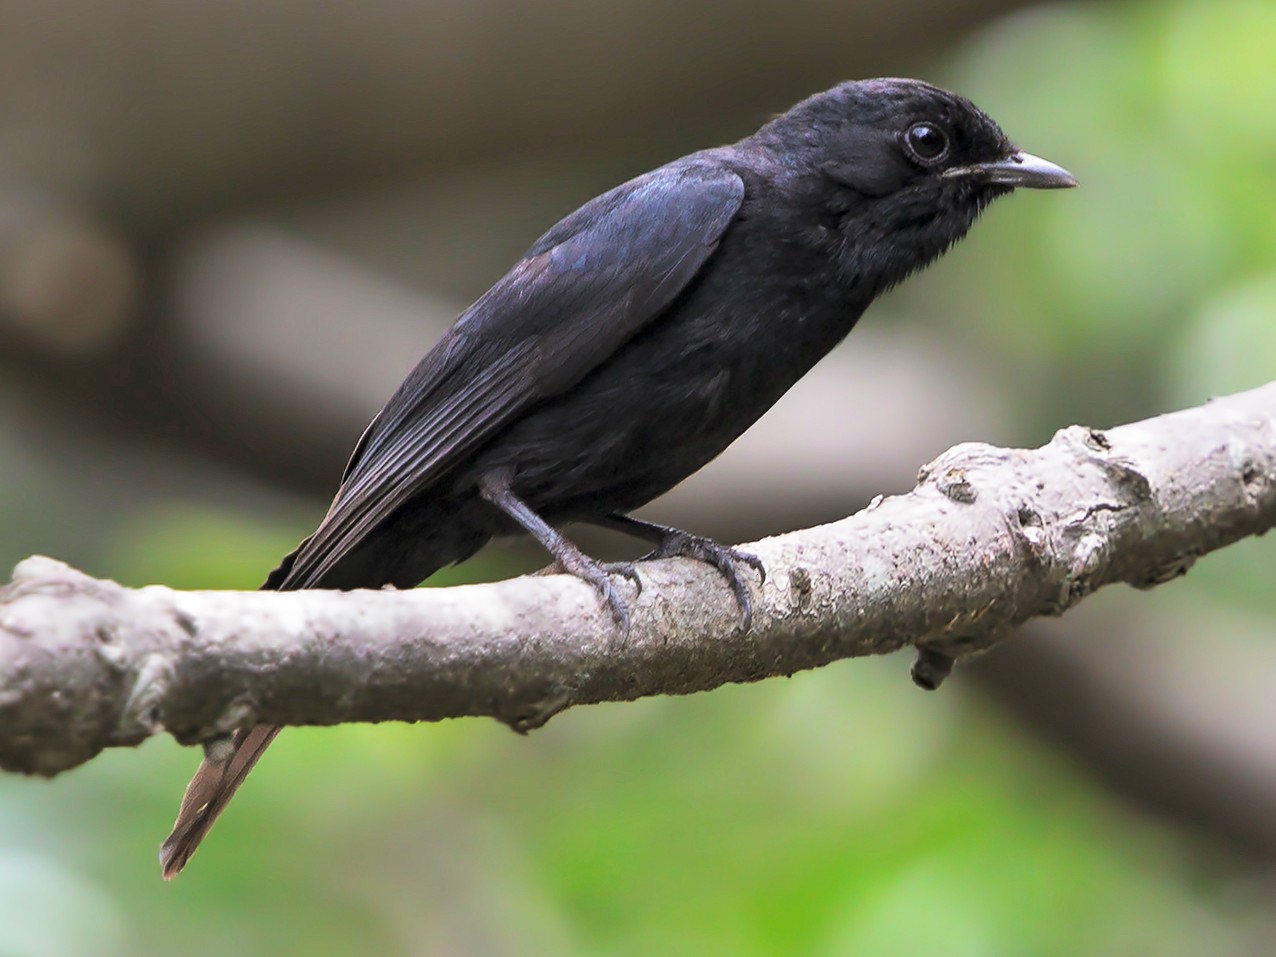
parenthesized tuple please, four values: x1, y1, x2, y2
(279, 161, 745, 589)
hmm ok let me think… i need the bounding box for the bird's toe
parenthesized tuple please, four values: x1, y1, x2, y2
(554, 555, 640, 632)
(645, 534, 764, 628)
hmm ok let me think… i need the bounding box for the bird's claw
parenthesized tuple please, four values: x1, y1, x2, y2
(552, 555, 642, 632)
(643, 533, 765, 630)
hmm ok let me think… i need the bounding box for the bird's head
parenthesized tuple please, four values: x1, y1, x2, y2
(755, 77, 1076, 292)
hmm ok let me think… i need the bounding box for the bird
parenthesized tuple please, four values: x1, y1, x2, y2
(160, 77, 1076, 877)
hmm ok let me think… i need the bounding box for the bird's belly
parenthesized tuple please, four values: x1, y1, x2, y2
(472, 374, 739, 517)
(469, 296, 855, 519)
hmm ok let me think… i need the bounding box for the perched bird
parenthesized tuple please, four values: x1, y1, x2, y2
(160, 77, 1075, 877)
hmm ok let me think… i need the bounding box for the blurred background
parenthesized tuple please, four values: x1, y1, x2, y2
(2, 0, 1276, 954)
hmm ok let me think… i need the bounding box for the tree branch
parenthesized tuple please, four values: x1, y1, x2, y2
(3, 383, 1275, 777)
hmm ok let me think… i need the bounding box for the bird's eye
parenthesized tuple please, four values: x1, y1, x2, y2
(903, 122, 950, 165)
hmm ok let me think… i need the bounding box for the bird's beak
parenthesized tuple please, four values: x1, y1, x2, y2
(944, 151, 1078, 189)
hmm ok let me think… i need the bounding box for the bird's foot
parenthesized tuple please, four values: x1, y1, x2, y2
(551, 552, 642, 632)
(643, 532, 765, 629)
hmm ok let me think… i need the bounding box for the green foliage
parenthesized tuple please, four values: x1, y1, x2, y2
(897, 0, 1276, 428)
(102, 502, 311, 590)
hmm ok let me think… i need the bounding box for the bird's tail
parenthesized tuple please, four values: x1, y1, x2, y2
(159, 536, 313, 879)
(159, 723, 281, 879)
(158, 519, 452, 877)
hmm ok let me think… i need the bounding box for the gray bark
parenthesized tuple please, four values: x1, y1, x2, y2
(3, 382, 1274, 777)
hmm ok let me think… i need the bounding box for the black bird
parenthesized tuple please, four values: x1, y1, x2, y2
(161, 77, 1076, 877)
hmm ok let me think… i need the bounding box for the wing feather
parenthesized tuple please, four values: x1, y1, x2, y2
(280, 160, 744, 589)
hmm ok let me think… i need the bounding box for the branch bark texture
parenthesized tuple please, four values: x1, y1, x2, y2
(3, 383, 1275, 776)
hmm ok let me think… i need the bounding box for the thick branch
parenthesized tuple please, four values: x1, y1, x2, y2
(3, 383, 1275, 776)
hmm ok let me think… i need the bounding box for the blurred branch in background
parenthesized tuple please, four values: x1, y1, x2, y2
(0, 0, 1033, 229)
(979, 609, 1276, 863)
(0, 194, 139, 354)
(4, 382, 1273, 778)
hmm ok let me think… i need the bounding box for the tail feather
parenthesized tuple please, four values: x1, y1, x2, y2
(159, 538, 316, 878)
(158, 509, 457, 876)
(160, 724, 281, 878)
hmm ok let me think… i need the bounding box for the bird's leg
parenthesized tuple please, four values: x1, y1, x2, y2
(478, 475, 641, 630)
(595, 513, 765, 630)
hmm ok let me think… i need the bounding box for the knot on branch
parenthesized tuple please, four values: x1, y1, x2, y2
(0, 557, 173, 775)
